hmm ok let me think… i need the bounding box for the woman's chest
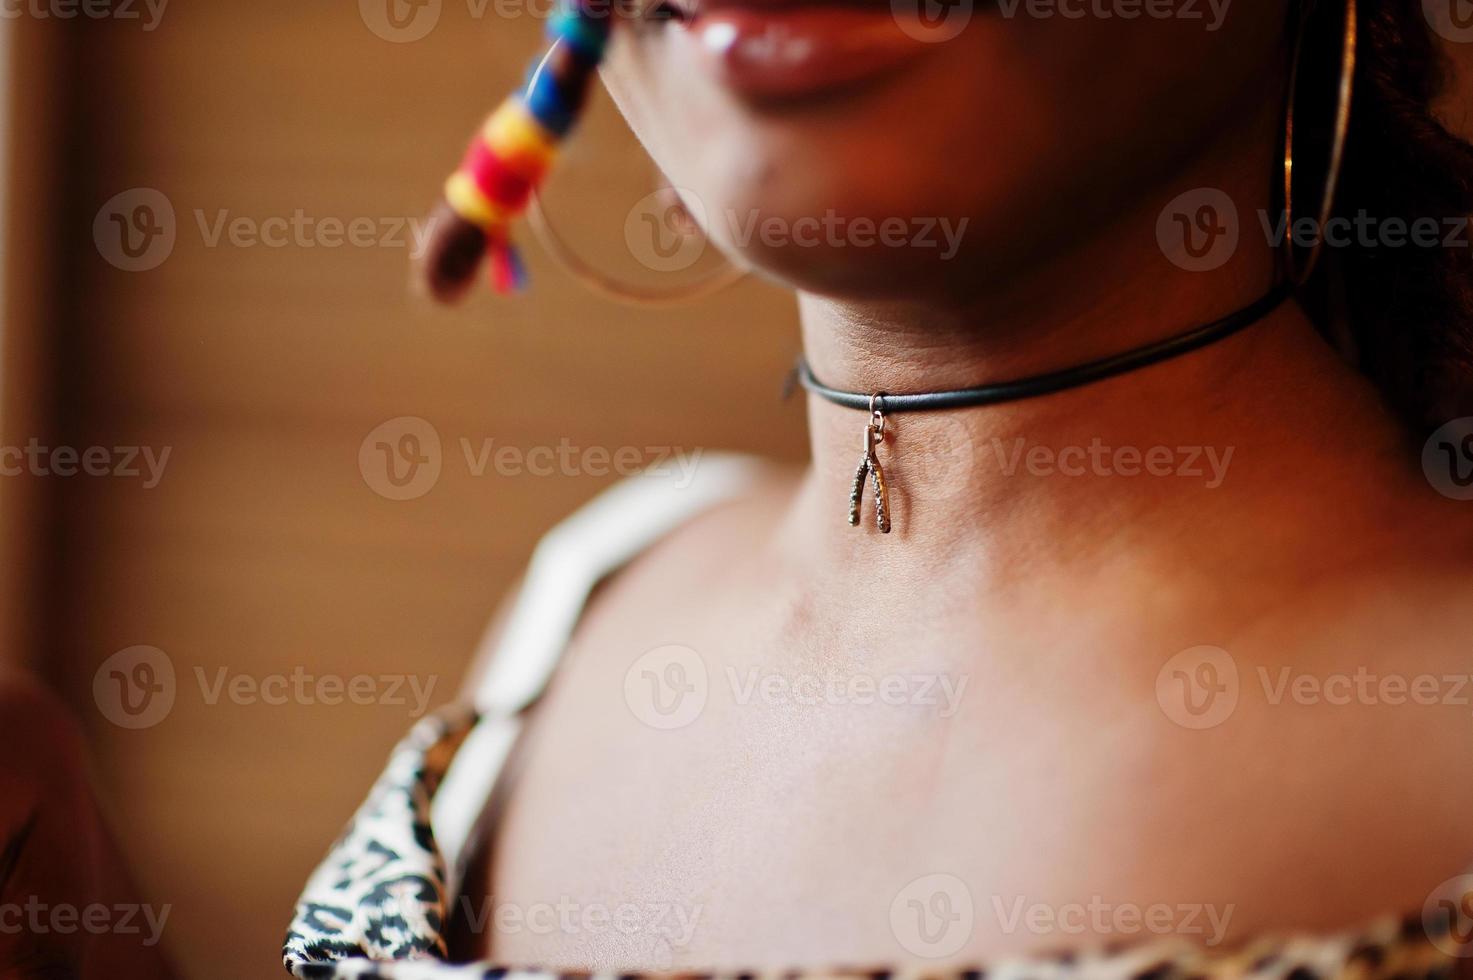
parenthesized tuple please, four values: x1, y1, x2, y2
(464, 613, 1227, 968)
(459, 576, 1462, 970)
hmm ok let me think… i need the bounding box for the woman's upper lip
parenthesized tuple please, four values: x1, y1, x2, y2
(660, 0, 892, 21)
(664, 0, 935, 102)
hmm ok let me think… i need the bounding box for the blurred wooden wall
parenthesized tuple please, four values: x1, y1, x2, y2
(1, 16, 64, 677)
(17, 3, 804, 977)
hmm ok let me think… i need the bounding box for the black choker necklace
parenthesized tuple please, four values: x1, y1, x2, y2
(795, 283, 1291, 535)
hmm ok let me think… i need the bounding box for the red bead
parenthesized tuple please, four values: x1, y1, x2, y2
(461, 139, 538, 212)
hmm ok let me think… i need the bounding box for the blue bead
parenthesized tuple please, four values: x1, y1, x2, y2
(547, 9, 609, 61)
(522, 66, 575, 136)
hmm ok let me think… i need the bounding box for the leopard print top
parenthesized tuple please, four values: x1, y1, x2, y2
(281, 699, 1473, 980)
(281, 459, 1473, 980)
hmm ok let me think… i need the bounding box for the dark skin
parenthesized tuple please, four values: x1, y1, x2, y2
(457, 1, 1473, 970)
(472, 326, 1473, 968)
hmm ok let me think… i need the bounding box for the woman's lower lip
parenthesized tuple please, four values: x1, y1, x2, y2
(674, 7, 934, 102)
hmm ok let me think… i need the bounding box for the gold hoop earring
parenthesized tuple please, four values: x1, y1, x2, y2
(528, 189, 747, 306)
(1282, 0, 1357, 287)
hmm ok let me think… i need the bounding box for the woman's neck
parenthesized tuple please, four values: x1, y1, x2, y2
(785, 186, 1410, 581)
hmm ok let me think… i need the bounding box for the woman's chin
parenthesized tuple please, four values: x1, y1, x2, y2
(710, 233, 981, 302)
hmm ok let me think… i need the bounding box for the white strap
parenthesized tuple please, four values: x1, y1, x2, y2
(472, 451, 764, 716)
(432, 452, 763, 887)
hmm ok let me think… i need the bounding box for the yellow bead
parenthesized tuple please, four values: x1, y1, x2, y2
(444, 172, 511, 230)
(483, 100, 558, 170)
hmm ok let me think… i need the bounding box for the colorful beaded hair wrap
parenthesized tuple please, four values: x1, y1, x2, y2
(420, 0, 613, 303)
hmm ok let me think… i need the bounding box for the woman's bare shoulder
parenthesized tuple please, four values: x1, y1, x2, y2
(1179, 529, 1473, 924)
(594, 457, 806, 591)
